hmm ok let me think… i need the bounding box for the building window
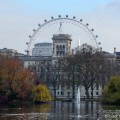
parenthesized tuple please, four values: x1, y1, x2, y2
(60, 51, 62, 56)
(60, 45, 62, 50)
(56, 51, 59, 56)
(57, 85, 59, 89)
(58, 91, 59, 95)
(63, 45, 65, 50)
(67, 84, 70, 90)
(61, 91, 64, 95)
(56, 45, 59, 50)
(63, 51, 65, 55)
(96, 92, 99, 95)
(68, 92, 70, 96)
(96, 83, 99, 90)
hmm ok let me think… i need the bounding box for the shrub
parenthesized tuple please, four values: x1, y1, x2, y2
(102, 76, 120, 105)
(32, 84, 52, 103)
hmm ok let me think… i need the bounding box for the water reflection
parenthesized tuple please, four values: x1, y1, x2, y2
(0, 101, 119, 120)
(32, 103, 51, 113)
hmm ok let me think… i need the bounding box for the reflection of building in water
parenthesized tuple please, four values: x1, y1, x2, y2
(19, 33, 116, 99)
(50, 101, 101, 118)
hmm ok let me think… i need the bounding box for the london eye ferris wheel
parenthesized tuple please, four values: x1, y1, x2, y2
(26, 15, 99, 55)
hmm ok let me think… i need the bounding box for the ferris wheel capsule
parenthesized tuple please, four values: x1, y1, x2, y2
(38, 24, 41, 26)
(66, 15, 68, 18)
(91, 29, 94, 31)
(98, 42, 101, 45)
(80, 19, 83, 22)
(73, 16, 76, 19)
(26, 42, 29, 45)
(44, 19, 47, 22)
(51, 16, 54, 19)
(33, 29, 36, 32)
(29, 35, 31, 38)
(86, 23, 89, 26)
(58, 15, 61, 18)
(96, 35, 98, 38)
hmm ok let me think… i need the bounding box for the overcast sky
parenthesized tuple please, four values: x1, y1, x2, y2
(0, 0, 120, 54)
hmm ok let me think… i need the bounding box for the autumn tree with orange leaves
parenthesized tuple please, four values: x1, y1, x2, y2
(0, 55, 35, 100)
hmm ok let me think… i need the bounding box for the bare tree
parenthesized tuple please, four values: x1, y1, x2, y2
(62, 44, 111, 99)
(62, 55, 78, 99)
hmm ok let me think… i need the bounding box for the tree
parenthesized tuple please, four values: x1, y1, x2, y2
(102, 76, 120, 104)
(30, 61, 52, 84)
(15, 69, 34, 99)
(1, 57, 21, 99)
(0, 56, 35, 100)
(0, 55, 5, 95)
(62, 44, 110, 99)
(63, 55, 78, 99)
(77, 46, 107, 99)
(51, 58, 67, 99)
(32, 84, 53, 103)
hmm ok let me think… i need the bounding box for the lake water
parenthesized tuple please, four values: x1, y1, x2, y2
(0, 101, 120, 120)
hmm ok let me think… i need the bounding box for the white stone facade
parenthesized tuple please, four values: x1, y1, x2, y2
(55, 84, 102, 99)
(52, 34, 72, 64)
(52, 34, 72, 57)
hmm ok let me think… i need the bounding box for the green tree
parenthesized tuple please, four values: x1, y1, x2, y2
(32, 84, 53, 103)
(102, 76, 120, 104)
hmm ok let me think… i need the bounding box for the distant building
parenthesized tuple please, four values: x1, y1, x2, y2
(19, 55, 52, 68)
(0, 48, 24, 56)
(115, 52, 120, 65)
(102, 51, 116, 63)
(19, 34, 117, 99)
(32, 42, 52, 56)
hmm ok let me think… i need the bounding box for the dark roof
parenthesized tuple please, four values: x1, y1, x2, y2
(116, 52, 120, 56)
(52, 34, 72, 41)
(116, 52, 120, 59)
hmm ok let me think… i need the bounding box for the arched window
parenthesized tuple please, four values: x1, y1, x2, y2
(56, 45, 58, 50)
(60, 45, 62, 50)
(63, 45, 65, 50)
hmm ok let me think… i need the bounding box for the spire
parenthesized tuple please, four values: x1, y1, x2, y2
(78, 39, 81, 48)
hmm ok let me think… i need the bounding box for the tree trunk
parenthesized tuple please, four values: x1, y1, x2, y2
(85, 86, 90, 99)
(72, 81, 75, 99)
(53, 83, 56, 99)
(91, 83, 93, 99)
